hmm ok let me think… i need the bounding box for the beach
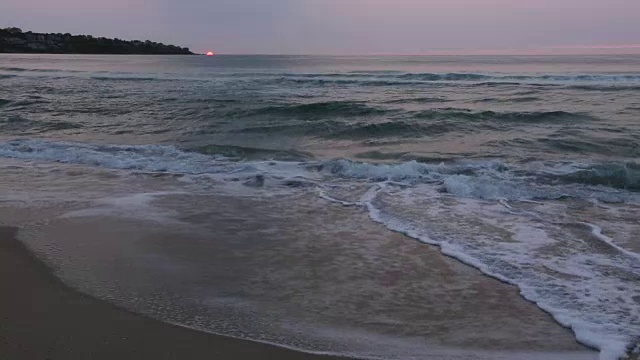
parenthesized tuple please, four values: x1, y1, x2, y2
(0, 225, 347, 360)
(1, 54, 639, 359)
(0, 161, 597, 359)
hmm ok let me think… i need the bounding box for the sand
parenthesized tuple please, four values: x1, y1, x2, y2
(0, 159, 602, 359)
(0, 226, 343, 360)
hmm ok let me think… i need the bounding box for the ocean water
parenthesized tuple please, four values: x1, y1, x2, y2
(1, 54, 640, 359)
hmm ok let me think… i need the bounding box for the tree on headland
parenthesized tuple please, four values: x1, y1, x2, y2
(2, 27, 22, 34)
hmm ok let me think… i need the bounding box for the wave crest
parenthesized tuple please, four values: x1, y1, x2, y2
(241, 101, 393, 119)
(412, 109, 590, 123)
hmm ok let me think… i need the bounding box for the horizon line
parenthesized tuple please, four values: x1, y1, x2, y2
(197, 45, 640, 57)
(197, 51, 640, 56)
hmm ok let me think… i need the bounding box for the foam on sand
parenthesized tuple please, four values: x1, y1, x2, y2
(1, 139, 639, 359)
(346, 183, 639, 360)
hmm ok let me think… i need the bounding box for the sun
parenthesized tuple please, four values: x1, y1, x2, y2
(206, 51, 215, 56)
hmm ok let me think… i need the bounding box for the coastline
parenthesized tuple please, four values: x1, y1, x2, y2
(0, 195, 600, 360)
(0, 28, 193, 55)
(0, 221, 601, 360)
(0, 226, 344, 360)
(0, 158, 607, 359)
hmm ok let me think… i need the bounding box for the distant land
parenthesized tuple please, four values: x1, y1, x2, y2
(0, 27, 194, 55)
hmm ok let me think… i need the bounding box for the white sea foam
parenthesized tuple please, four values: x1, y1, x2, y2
(338, 183, 639, 360)
(62, 192, 185, 223)
(0, 139, 319, 192)
(324, 158, 640, 203)
(580, 222, 640, 261)
(0, 139, 232, 174)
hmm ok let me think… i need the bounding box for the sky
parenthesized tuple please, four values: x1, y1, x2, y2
(2, 0, 640, 55)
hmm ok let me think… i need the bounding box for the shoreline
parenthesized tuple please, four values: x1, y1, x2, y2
(0, 157, 604, 360)
(0, 226, 345, 360)
(0, 211, 600, 360)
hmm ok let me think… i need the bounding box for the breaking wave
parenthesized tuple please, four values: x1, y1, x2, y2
(321, 158, 640, 199)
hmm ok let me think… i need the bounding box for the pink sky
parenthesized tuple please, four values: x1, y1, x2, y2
(2, 0, 639, 54)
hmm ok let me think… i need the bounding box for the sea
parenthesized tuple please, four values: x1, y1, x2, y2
(1, 54, 639, 360)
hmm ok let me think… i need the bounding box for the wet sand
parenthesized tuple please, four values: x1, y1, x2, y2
(0, 160, 602, 359)
(7, 197, 599, 360)
(0, 226, 343, 360)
